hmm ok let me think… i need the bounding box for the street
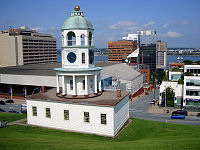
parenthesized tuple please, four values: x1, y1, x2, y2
(129, 89, 200, 125)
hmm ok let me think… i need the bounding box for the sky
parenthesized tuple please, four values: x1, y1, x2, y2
(0, 0, 200, 48)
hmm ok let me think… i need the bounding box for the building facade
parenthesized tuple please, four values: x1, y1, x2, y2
(139, 64, 150, 85)
(0, 26, 57, 67)
(157, 40, 167, 69)
(183, 65, 200, 109)
(138, 30, 157, 71)
(169, 63, 184, 81)
(108, 40, 137, 62)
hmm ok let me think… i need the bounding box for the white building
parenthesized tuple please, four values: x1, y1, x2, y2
(183, 65, 200, 108)
(159, 65, 200, 110)
(27, 89, 129, 137)
(122, 34, 138, 41)
(26, 5, 130, 137)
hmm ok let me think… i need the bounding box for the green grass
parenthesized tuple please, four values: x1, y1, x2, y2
(0, 117, 200, 150)
(0, 112, 26, 123)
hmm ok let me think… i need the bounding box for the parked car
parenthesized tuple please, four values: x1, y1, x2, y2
(0, 108, 5, 112)
(150, 99, 155, 104)
(5, 99, 14, 103)
(197, 113, 200, 117)
(8, 110, 19, 113)
(0, 101, 5, 105)
(172, 110, 188, 116)
(145, 92, 149, 95)
(171, 114, 185, 119)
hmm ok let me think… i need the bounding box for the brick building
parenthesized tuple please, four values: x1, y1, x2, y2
(108, 40, 137, 62)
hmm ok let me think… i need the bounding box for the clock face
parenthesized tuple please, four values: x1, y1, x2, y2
(89, 50, 94, 64)
(67, 52, 76, 63)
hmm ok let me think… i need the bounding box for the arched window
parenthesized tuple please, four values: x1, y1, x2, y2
(88, 32, 92, 46)
(67, 31, 76, 46)
(81, 34, 85, 46)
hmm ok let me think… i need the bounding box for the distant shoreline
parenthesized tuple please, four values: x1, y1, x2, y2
(167, 54, 200, 56)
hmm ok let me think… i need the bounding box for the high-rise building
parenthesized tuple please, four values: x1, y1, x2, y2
(138, 30, 157, 71)
(157, 40, 167, 69)
(108, 40, 137, 62)
(0, 26, 57, 67)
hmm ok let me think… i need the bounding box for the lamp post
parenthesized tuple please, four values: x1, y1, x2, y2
(165, 86, 167, 112)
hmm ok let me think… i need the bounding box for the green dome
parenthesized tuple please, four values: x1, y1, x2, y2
(62, 13, 94, 30)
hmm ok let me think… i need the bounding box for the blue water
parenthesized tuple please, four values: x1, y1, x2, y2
(57, 54, 200, 69)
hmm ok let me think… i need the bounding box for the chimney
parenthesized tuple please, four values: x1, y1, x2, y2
(117, 89, 121, 97)
(41, 86, 45, 93)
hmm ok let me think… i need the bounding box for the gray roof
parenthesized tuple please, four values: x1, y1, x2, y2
(101, 63, 141, 81)
(0, 62, 118, 76)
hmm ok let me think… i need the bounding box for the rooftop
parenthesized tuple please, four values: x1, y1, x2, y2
(27, 88, 129, 107)
(0, 62, 118, 76)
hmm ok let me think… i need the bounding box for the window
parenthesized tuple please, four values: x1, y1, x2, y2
(84, 112, 90, 123)
(101, 114, 107, 125)
(82, 80, 85, 90)
(32, 106, 37, 116)
(82, 53, 85, 64)
(64, 110, 69, 120)
(70, 80, 73, 90)
(46, 108, 51, 118)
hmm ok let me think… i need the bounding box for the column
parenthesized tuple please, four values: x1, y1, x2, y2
(85, 75, 88, 96)
(10, 85, 13, 99)
(62, 75, 66, 95)
(94, 74, 97, 94)
(99, 80, 102, 93)
(56, 75, 60, 93)
(73, 75, 76, 96)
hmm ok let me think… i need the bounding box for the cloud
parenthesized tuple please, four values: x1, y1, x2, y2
(160, 31, 182, 38)
(182, 20, 190, 25)
(32, 26, 59, 33)
(162, 20, 190, 29)
(109, 21, 138, 31)
(143, 21, 156, 28)
(162, 24, 169, 28)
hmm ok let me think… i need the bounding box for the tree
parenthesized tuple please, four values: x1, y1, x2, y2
(161, 87, 175, 107)
(183, 60, 193, 65)
(163, 71, 169, 81)
(195, 60, 200, 65)
(156, 70, 166, 85)
(178, 78, 183, 84)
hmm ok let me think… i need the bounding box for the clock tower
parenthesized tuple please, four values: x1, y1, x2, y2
(54, 6, 102, 97)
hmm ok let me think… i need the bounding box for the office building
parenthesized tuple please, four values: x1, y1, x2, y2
(138, 30, 157, 71)
(108, 40, 137, 62)
(157, 40, 167, 69)
(0, 26, 57, 67)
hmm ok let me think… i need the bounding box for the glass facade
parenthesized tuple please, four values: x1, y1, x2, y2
(186, 79, 200, 86)
(186, 90, 200, 96)
(171, 74, 181, 81)
(139, 34, 157, 70)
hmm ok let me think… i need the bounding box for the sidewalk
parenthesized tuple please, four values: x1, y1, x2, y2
(7, 118, 27, 126)
(148, 101, 199, 116)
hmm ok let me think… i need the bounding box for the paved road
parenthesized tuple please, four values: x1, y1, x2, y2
(129, 89, 200, 125)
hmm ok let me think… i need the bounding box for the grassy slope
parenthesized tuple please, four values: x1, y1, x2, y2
(0, 118, 200, 150)
(0, 112, 26, 123)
